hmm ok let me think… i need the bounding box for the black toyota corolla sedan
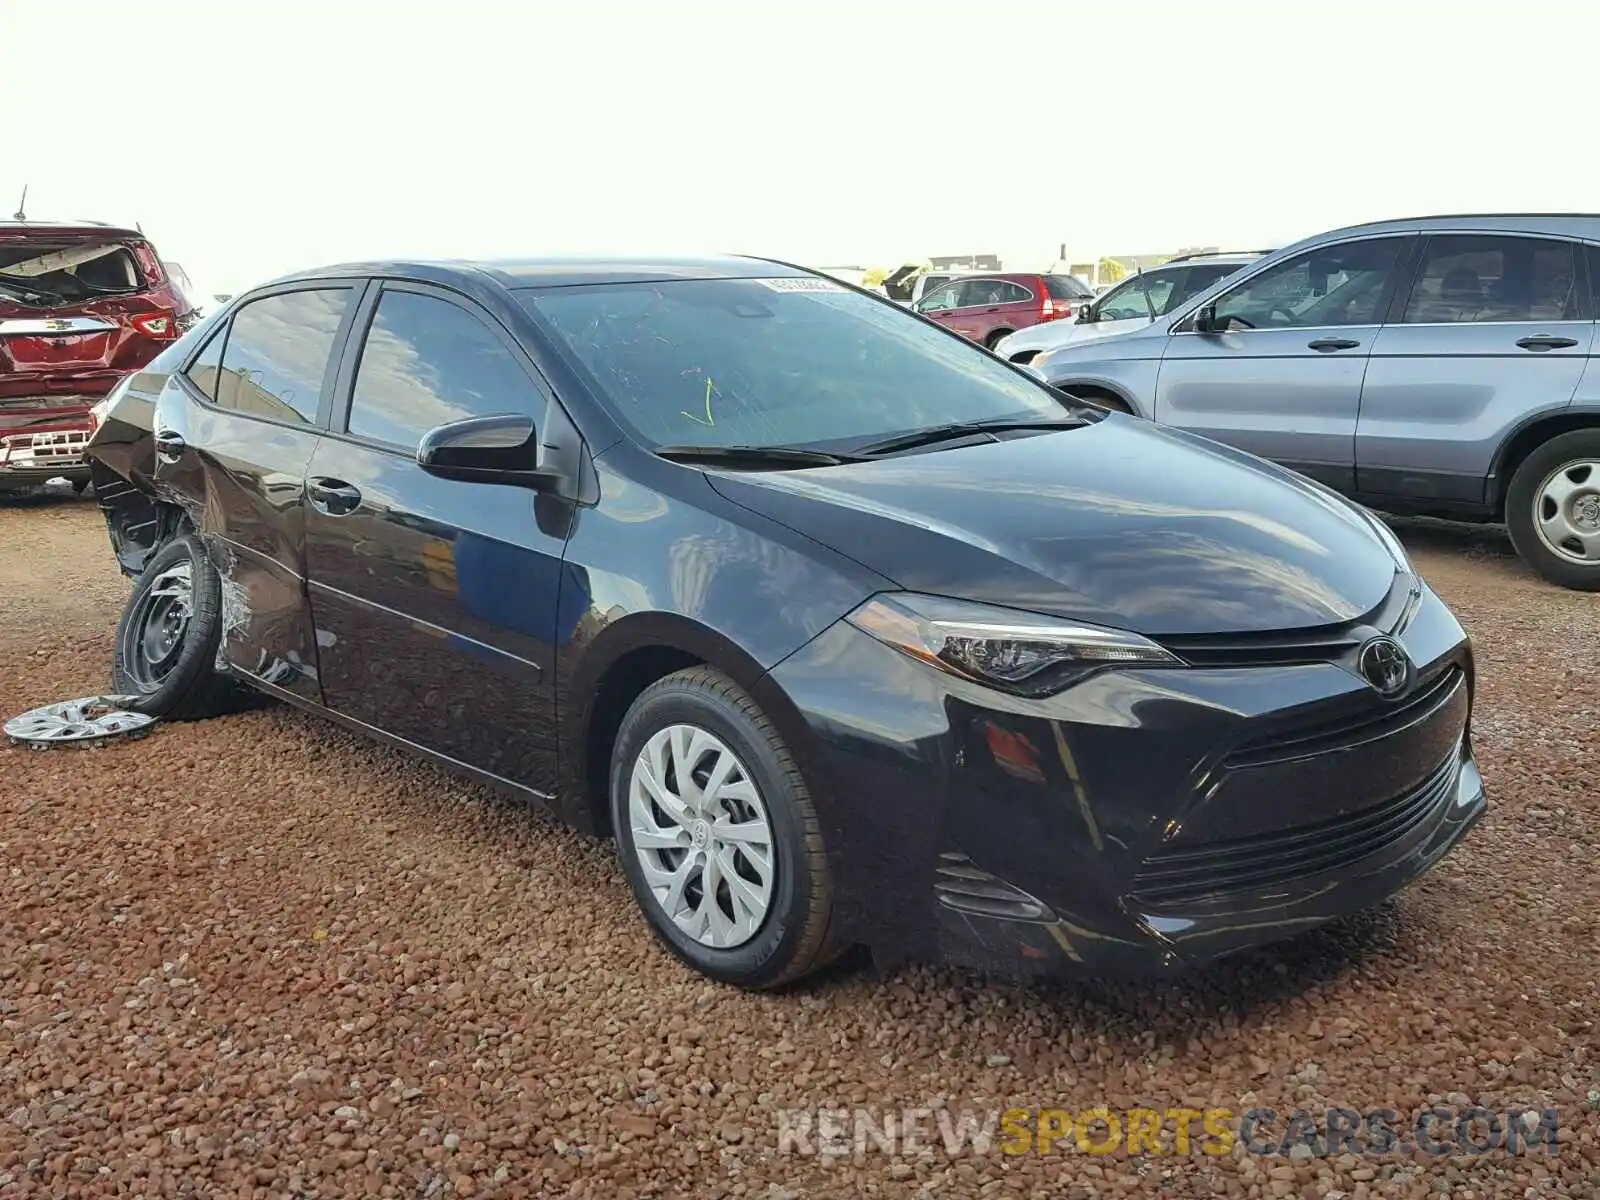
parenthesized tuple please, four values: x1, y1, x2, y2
(84, 255, 1485, 988)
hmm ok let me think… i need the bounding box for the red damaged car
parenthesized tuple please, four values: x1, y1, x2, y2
(1, 221, 195, 492)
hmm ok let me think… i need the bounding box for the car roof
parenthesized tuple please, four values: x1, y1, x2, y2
(0, 220, 145, 241)
(271, 254, 813, 291)
(1305, 213, 1600, 241)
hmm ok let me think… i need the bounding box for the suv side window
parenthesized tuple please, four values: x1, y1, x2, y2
(1171, 263, 1236, 307)
(918, 283, 961, 312)
(994, 281, 1032, 303)
(1098, 273, 1174, 321)
(215, 289, 351, 423)
(1402, 235, 1581, 323)
(1210, 238, 1403, 330)
(346, 289, 541, 451)
(182, 324, 226, 401)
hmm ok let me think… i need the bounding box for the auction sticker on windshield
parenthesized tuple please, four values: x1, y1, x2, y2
(755, 277, 848, 292)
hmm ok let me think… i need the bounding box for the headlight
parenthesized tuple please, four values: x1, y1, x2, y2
(1361, 509, 1413, 574)
(845, 592, 1179, 696)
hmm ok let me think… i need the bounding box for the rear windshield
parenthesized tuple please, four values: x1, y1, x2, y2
(519, 278, 1065, 451)
(0, 240, 146, 305)
(1044, 274, 1094, 300)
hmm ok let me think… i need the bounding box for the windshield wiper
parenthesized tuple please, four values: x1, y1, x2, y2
(654, 444, 864, 468)
(855, 417, 1083, 458)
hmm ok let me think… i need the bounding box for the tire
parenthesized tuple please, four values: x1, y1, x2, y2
(985, 328, 1013, 349)
(1505, 428, 1600, 590)
(112, 534, 246, 719)
(610, 667, 841, 989)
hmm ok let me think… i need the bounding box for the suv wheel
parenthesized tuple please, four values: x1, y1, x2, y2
(1507, 429, 1600, 590)
(985, 328, 1013, 349)
(112, 534, 246, 718)
(610, 667, 841, 988)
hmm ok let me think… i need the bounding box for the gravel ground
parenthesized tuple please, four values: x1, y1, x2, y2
(1, 491, 1596, 1199)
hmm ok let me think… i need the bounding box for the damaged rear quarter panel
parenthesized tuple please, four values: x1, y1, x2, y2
(149, 377, 324, 700)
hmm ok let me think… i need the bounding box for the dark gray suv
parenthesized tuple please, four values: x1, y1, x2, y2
(1032, 214, 1600, 590)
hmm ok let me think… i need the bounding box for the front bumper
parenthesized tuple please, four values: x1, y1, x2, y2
(767, 581, 1485, 978)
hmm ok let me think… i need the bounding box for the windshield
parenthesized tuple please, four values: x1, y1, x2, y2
(519, 278, 1068, 452)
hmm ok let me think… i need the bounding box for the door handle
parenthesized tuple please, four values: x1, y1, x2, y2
(307, 476, 362, 515)
(1307, 337, 1361, 352)
(153, 429, 187, 462)
(1516, 335, 1578, 351)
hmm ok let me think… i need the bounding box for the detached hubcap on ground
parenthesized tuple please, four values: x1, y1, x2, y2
(1535, 460, 1600, 564)
(628, 723, 775, 949)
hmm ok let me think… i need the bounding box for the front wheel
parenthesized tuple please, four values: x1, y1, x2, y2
(112, 534, 247, 719)
(610, 667, 841, 988)
(1506, 429, 1600, 590)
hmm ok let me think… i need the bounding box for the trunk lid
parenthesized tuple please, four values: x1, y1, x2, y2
(0, 226, 175, 409)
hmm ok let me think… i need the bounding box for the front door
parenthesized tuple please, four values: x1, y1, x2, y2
(151, 284, 358, 701)
(1357, 233, 1595, 505)
(1154, 237, 1411, 492)
(301, 281, 567, 795)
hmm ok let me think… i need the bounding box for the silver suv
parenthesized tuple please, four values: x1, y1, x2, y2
(1032, 214, 1600, 590)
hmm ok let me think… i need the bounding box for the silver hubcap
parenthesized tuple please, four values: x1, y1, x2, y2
(628, 724, 775, 949)
(1534, 460, 1600, 564)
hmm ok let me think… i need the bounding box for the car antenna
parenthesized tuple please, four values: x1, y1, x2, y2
(1135, 260, 1157, 321)
(12, 184, 26, 222)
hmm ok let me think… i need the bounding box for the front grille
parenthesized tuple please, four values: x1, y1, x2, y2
(1223, 666, 1463, 769)
(1129, 749, 1459, 909)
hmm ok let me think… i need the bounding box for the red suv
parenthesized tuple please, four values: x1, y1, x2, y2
(1, 221, 194, 492)
(912, 272, 1093, 349)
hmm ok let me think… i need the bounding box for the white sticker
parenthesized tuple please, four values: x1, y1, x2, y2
(754, 276, 848, 293)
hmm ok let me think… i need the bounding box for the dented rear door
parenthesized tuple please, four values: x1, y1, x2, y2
(151, 284, 363, 702)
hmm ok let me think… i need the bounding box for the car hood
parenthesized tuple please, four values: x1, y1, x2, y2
(1004, 315, 1149, 355)
(705, 416, 1398, 637)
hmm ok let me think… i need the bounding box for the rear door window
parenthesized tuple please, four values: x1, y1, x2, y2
(345, 289, 542, 451)
(215, 289, 351, 423)
(182, 325, 226, 400)
(1401, 235, 1582, 323)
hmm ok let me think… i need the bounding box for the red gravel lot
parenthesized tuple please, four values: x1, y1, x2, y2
(1, 492, 1597, 1199)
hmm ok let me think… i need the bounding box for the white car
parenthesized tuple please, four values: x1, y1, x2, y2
(993, 253, 1262, 365)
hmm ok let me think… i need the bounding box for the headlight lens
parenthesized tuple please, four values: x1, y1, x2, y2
(845, 592, 1179, 695)
(1362, 509, 1413, 574)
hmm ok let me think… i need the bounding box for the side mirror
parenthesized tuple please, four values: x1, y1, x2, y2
(1192, 303, 1219, 334)
(1076, 306, 1095, 324)
(416, 413, 557, 490)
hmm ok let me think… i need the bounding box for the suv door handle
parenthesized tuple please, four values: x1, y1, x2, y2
(1307, 337, 1361, 352)
(1516, 335, 1579, 351)
(307, 477, 362, 515)
(153, 429, 187, 461)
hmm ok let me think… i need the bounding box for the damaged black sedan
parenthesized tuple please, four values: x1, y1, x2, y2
(86, 256, 1485, 988)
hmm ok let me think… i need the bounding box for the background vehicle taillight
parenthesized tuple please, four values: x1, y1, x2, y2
(130, 312, 178, 339)
(1040, 296, 1075, 323)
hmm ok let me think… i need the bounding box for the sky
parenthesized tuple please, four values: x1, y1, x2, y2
(7, 0, 1599, 301)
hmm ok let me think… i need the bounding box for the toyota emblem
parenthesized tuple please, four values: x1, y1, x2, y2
(1357, 636, 1411, 697)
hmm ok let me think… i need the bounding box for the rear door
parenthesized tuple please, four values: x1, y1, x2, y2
(1357, 233, 1594, 504)
(301, 281, 566, 794)
(1154, 236, 1411, 491)
(151, 283, 359, 700)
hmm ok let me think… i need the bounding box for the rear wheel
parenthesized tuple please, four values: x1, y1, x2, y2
(985, 328, 1013, 349)
(1506, 428, 1600, 590)
(112, 534, 246, 719)
(610, 667, 841, 988)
